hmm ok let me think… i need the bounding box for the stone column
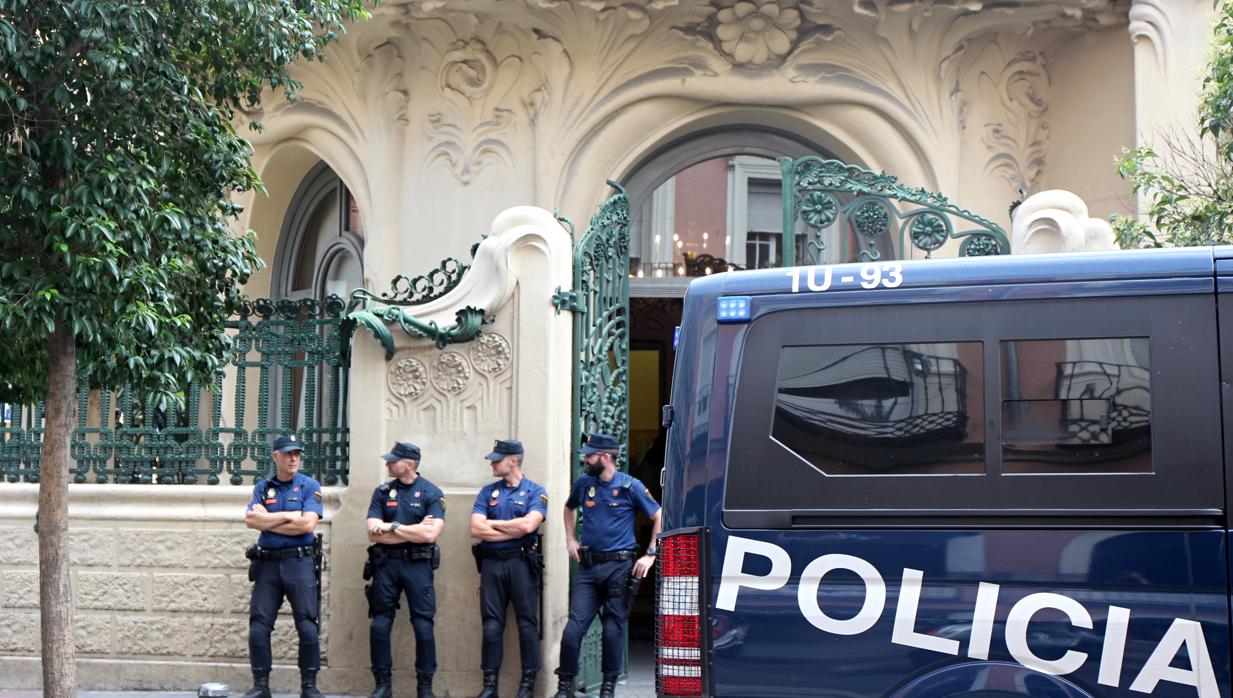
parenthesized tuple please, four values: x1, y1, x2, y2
(1129, 0, 1215, 213)
(326, 206, 573, 697)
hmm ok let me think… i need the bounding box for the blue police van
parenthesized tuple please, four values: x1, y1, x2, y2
(653, 247, 1233, 698)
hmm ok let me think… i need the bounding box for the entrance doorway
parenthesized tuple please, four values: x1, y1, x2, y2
(627, 296, 682, 643)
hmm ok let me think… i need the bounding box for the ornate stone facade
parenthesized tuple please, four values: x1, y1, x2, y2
(1, 0, 1215, 694)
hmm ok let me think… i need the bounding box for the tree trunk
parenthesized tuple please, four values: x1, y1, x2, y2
(39, 325, 77, 697)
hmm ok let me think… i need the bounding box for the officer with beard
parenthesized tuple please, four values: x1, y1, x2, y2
(551, 434, 661, 698)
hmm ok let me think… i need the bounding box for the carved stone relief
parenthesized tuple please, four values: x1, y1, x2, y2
(407, 15, 527, 185)
(674, 1, 818, 68)
(431, 351, 473, 393)
(471, 333, 513, 375)
(385, 332, 514, 431)
(978, 48, 1051, 193)
(389, 356, 429, 398)
(1128, 0, 1171, 73)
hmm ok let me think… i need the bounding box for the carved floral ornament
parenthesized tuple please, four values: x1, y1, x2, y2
(471, 332, 512, 375)
(715, 1, 801, 66)
(440, 38, 498, 99)
(389, 356, 429, 398)
(387, 333, 513, 400)
(432, 352, 472, 393)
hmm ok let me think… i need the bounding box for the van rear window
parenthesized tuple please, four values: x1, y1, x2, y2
(773, 342, 984, 475)
(1001, 338, 1151, 474)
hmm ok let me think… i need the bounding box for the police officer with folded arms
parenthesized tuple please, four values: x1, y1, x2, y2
(469, 439, 548, 698)
(365, 441, 445, 698)
(552, 433, 662, 698)
(242, 434, 326, 698)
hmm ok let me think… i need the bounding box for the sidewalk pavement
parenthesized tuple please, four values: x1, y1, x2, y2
(0, 655, 656, 698)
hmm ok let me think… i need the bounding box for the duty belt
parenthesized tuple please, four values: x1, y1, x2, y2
(253, 545, 314, 561)
(379, 544, 435, 561)
(591, 549, 638, 562)
(477, 547, 527, 561)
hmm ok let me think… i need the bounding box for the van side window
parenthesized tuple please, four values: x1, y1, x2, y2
(723, 295, 1221, 525)
(1001, 338, 1151, 474)
(773, 342, 984, 475)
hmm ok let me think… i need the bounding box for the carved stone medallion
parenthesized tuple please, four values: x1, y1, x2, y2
(431, 351, 473, 393)
(471, 333, 513, 375)
(389, 356, 429, 398)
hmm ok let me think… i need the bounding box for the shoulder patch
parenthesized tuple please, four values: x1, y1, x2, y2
(539, 493, 548, 506)
(314, 490, 322, 502)
(440, 497, 447, 513)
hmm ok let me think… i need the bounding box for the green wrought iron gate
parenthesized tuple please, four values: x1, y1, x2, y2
(555, 161, 1007, 692)
(557, 181, 632, 694)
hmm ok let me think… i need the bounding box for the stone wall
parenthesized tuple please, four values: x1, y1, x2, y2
(0, 485, 336, 690)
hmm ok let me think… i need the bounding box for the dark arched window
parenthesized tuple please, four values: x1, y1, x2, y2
(268, 162, 364, 431)
(271, 161, 365, 304)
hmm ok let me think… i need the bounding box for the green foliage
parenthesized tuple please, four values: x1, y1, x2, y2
(0, 0, 367, 405)
(1116, 0, 1233, 248)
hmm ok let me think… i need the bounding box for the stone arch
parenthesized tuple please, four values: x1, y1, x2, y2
(244, 103, 375, 294)
(560, 103, 942, 216)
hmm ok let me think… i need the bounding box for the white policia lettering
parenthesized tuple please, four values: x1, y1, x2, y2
(714, 536, 1218, 698)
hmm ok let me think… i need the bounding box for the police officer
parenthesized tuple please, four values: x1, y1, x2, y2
(552, 434, 662, 698)
(365, 441, 445, 698)
(469, 439, 548, 698)
(242, 434, 325, 698)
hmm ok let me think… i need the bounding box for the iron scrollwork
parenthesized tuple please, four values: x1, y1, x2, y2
(571, 181, 631, 471)
(781, 157, 1011, 265)
(343, 250, 491, 360)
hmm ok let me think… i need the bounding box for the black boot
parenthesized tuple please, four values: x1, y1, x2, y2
(300, 669, 325, 698)
(241, 669, 272, 698)
(476, 670, 499, 698)
(416, 672, 435, 698)
(368, 670, 392, 698)
(600, 674, 618, 698)
(514, 671, 536, 698)
(550, 674, 574, 698)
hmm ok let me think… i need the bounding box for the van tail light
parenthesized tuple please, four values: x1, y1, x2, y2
(656, 527, 709, 696)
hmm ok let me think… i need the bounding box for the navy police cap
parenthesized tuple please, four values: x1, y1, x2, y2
(485, 439, 524, 461)
(381, 441, 421, 462)
(272, 434, 304, 454)
(579, 433, 620, 455)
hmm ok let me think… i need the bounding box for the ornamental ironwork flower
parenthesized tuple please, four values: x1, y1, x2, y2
(800, 191, 839, 230)
(960, 234, 1003, 257)
(853, 200, 890, 239)
(909, 213, 949, 252)
(715, 1, 801, 66)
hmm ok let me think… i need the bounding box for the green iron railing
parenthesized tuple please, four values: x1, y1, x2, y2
(0, 295, 350, 485)
(780, 157, 1010, 266)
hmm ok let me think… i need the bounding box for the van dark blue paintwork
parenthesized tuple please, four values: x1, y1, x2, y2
(660, 248, 1233, 698)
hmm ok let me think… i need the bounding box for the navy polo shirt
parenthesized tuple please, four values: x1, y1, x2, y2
(471, 477, 548, 551)
(367, 476, 445, 547)
(565, 471, 660, 552)
(247, 472, 324, 549)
